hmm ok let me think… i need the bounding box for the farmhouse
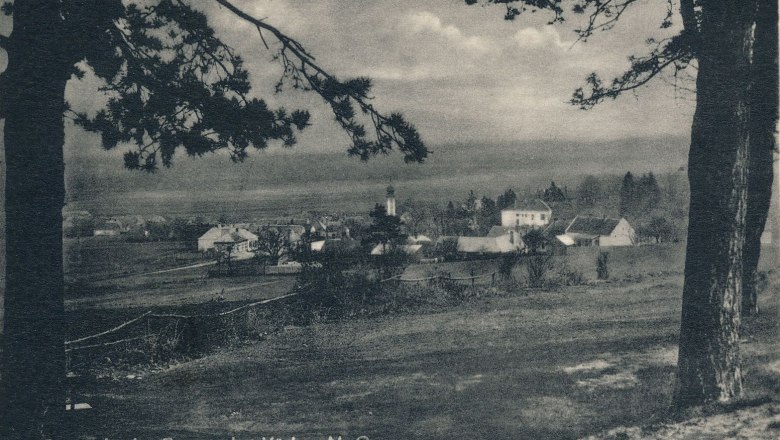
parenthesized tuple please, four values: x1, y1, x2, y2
(198, 225, 258, 253)
(501, 199, 552, 228)
(559, 216, 636, 247)
(213, 231, 258, 259)
(456, 233, 525, 255)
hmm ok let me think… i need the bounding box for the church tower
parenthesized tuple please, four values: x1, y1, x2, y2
(386, 184, 396, 216)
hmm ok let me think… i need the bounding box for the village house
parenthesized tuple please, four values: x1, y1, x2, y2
(500, 199, 553, 228)
(198, 225, 258, 253)
(557, 215, 636, 247)
(307, 219, 350, 240)
(456, 233, 525, 255)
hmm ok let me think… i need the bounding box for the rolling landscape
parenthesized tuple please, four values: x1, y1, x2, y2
(62, 136, 689, 218)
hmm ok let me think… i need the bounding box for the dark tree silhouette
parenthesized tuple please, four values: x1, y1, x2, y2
(619, 171, 637, 217)
(478, 196, 499, 235)
(575, 175, 602, 210)
(542, 181, 566, 203)
(0, 1, 426, 437)
(523, 228, 547, 255)
(366, 204, 404, 247)
(496, 188, 517, 211)
(255, 227, 290, 265)
(468, 0, 774, 409)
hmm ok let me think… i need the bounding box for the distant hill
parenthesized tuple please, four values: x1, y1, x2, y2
(63, 135, 689, 217)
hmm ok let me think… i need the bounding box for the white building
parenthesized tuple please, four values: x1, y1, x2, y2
(500, 199, 552, 228)
(198, 225, 258, 253)
(559, 216, 636, 247)
(456, 233, 525, 254)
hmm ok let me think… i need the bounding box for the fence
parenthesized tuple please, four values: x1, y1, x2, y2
(65, 292, 300, 363)
(380, 271, 497, 287)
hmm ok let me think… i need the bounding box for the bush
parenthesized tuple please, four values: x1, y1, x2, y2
(556, 257, 585, 286)
(527, 254, 554, 288)
(597, 251, 610, 280)
(498, 253, 517, 280)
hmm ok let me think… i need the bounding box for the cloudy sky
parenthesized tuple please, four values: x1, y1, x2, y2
(3, 0, 695, 163)
(187, 0, 695, 149)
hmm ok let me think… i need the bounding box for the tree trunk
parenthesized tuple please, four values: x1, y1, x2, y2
(742, 0, 778, 316)
(673, 2, 754, 409)
(0, 1, 70, 438)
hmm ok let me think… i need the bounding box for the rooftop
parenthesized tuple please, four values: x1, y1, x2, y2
(566, 216, 622, 236)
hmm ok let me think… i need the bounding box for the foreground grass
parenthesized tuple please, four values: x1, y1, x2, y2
(67, 272, 779, 440)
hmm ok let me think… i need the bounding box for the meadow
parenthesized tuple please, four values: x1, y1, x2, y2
(64, 253, 779, 439)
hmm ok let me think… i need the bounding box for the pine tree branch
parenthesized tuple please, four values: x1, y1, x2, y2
(213, 0, 427, 163)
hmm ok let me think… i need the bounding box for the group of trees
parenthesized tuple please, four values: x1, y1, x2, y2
(441, 188, 517, 236)
(540, 181, 567, 203)
(619, 172, 662, 218)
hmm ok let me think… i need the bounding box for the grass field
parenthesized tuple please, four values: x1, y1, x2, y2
(64, 236, 204, 283)
(66, 268, 780, 439)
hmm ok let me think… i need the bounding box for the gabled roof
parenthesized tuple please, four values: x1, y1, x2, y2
(457, 235, 524, 254)
(543, 220, 569, 237)
(407, 234, 433, 244)
(200, 226, 258, 242)
(487, 226, 518, 237)
(566, 216, 622, 236)
(370, 244, 422, 255)
(555, 234, 575, 246)
(508, 199, 552, 212)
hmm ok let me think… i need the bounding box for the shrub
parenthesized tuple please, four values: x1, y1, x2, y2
(527, 254, 554, 288)
(498, 253, 517, 280)
(556, 257, 586, 286)
(597, 251, 610, 280)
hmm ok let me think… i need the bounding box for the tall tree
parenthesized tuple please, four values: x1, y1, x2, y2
(255, 227, 290, 265)
(542, 181, 566, 203)
(619, 171, 637, 217)
(469, 0, 769, 409)
(496, 188, 517, 211)
(576, 175, 602, 210)
(478, 196, 499, 235)
(742, 0, 778, 315)
(366, 203, 404, 247)
(0, 1, 426, 437)
(639, 172, 662, 211)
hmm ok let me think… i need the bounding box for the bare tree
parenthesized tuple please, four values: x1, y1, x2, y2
(255, 227, 290, 265)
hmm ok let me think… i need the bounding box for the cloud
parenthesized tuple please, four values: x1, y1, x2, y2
(514, 26, 574, 50)
(403, 11, 493, 54)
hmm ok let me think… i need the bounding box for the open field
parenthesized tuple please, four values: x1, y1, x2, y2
(65, 269, 780, 439)
(64, 236, 205, 283)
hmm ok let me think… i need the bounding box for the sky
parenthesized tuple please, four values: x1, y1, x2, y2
(193, 0, 696, 147)
(52, 0, 697, 159)
(0, 0, 696, 187)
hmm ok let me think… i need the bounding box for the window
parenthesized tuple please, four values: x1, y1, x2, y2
(541, 214, 546, 220)
(531, 214, 535, 220)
